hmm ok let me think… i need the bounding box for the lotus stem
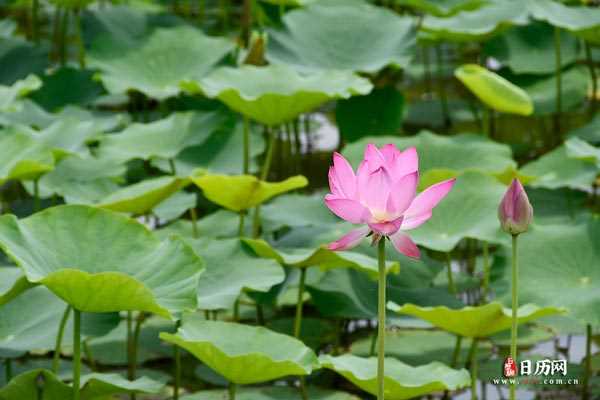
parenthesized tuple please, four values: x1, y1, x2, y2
(238, 212, 245, 237)
(219, 0, 229, 32)
(228, 382, 236, 400)
(241, 0, 252, 46)
(59, 10, 69, 66)
(509, 234, 519, 400)
(127, 311, 134, 379)
(377, 238, 386, 400)
(451, 336, 462, 367)
(482, 107, 490, 137)
(435, 44, 451, 129)
(83, 339, 96, 371)
(4, 359, 12, 382)
(33, 179, 40, 212)
(252, 126, 276, 237)
(190, 207, 199, 238)
(294, 267, 307, 338)
(52, 305, 72, 373)
(74, 8, 85, 69)
(481, 242, 490, 302)
(585, 41, 597, 115)
(553, 26, 562, 136)
(51, 6, 62, 61)
(174, 320, 182, 400)
(72, 309, 81, 400)
(445, 253, 456, 295)
(583, 324, 592, 400)
(470, 339, 479, 400)
(243, 116, 250, 174)
(197, 0, 204, 23)
(31, 0, 39, 43)
(369, 331, 377, 357)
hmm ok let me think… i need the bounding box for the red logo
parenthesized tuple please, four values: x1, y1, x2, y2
(503, 357, 518, 377)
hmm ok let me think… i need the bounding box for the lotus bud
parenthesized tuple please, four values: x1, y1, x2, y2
(498, 178, 533, 236)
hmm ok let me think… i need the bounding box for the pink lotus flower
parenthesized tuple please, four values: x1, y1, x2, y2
(325, 144, 455, 258)
(498, 178, 533, 236)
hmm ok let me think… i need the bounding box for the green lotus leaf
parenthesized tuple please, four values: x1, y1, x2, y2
(97, 111, 229, 163)
(527, 188, 590, 226)
(565, 137, 600, 167)
(455, 64, 533, 115)
(182, 64, 372, 125)
(153, 191, 197, 222)
(30, 67, 104, 111)
(266, 1, 415, 72)
(307, 269, 462, 319)
(159, 315, 319, 384)
(501, 218, 600, 326)
(518, 66, 589, 115)
(97, 176, 191, 214)
(0, 74, 42, 111)
(261, 192, 339, 231)
(0, 205, 204, 318)
(396, 0, 485, 16)
(351, 330, 481, 366)
(191, 174, 308, 212)
(151, 116, 266, 175)
(490, 324, 555, 348)
(319, 354, 470, 400)
(342, 131, 516, 187)
(0, 128, 56, 184)
(38, 154, 126, 204)
(242, 238, 400, 279)
(408, 172, 510, 252)
(388, 301, 564, 338)
(157, 209, 240, 241)
(484, 22, 578, 75)
(0, 36, 48, 85)
(181, 386, 360, 400)
(0, 369, 164, 400)
(88, 26, 234, 100)
(190, 238, 285, 310)
(0, 266, 35, 306)
(521, 145, 598, 191)
(527, 0, 600, 33)
(421, 1, 527, 42)
(569, 114, 600, 145)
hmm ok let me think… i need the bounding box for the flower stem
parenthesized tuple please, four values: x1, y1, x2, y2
(451, 336, 463, 367)
(228, 382, 236, 400)
(243, 116, 250, 174)
(52, 305, 71, 373)
(583, 323, 592, 400)
(31, 0, 39, 43)
(252, 126, 276, 237)
(293, 267, 307, 338)
(33, 179, 40, 212)
(445, 253, 456, 295)
(5, 359, 12, 382)
(509, 234, 519, 400)
(174, 320, 182, 400)
(481, 242, 490, 302)
(585, 41, 597, 115)
(377, 238, 386, 400)
(554, 26, 562, 136)
(74, 8, 86, 68)
(72, 309, 81, 400)
(470, 339, 479, 400)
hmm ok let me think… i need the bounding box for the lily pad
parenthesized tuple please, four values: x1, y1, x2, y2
(501, 217, 600, 327)
(521, 145, 598, 191)
(182, 64, 372, 125)
(388, 302, 564, 338)
(97, 111, 229, 163)
(455, 64, 533, 115)
(261, 192, 339, 231)
(88, 26, 234, 100)
(0, 369, 164, 400)
(190, 238, 285, 310)
(0, 74, 42, 111)
(96, 176, 191, 215)
(396, 0, 485, 16)
(242, 238, 400, 279)
(319, 354, 470, 400)
(266, 0, 416, 72)
(569, 114, 600, 145)
(160, 315, 319, 384)
(0, 127, 56, 185)
(181, 386, 360, 400)
(408, 172, 510, 252)
(191, 174, 308, 212)
(0, 205, 204, 318)
(342, 132, 516, 188)
(0, 266, 35, 306)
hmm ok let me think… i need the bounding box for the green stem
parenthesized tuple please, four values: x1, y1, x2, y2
(127, 311, 134, 380)
(190, 207, 199, 238)
(52, 305, 72, 373)
(585, 41, 597, 115)
(83, 339, 96, 371)
(509, 235, 519, 400)
(238, 212, 245, 237)
(482, 107, 490, 137)
(481, 242, 490, 302)
(33, 179, 40, 212)
(129, 313, 144, 400)
(243, 116, 250, 174)
(470, 339, 479, 400)
(445, 253, 456, 295)
(74, 8, 85, 68)
(252, 126, 276, 237)
(255, 303, 264, 325)
(72, 309, 81, 400)
(31, 0, 39, 43)
(169, 159, 177, 175)
(435, 44, 451, 129)
(5, 359, 12, 383)
(228, 382, 236, 400)
(451, 336, 463, 367)
(377, 238, 386, 400)
(583, 324, 592, 400)
(294, 267, 307, 338)
(59, 10, 69, 66)
(554, 27, 562, 136)
(174, 320, 182, 400)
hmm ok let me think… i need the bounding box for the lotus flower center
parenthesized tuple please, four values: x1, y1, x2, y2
(371, 209, 394, 223)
